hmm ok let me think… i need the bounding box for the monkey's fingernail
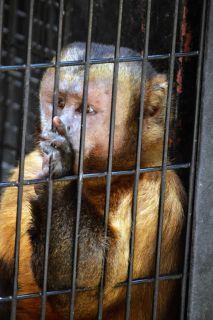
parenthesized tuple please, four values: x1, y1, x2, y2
(53, 116, 66, 135)
(53, 116, 62, 126)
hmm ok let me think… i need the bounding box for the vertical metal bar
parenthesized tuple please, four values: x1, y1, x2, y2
(63, 2, 72, 46)
(0, 0, 4, 63)
(40, 0, 64, 319)
(186, 1, 213, 318)
(46, 1, 56, 54)
(69, 1, 94, 319)
(180, 0, 208, 319)
(124, 1, 152, 319)
(97, 0, 124, 319)
(10, 0, 34, 319)
(171, 0, 184, 161)
(0, 0, 4, 181)
(0, 0, 17, 182)
(151, 1, 181, 319)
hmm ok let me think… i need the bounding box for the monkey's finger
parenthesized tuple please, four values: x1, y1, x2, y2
(53, 116, 66, 136)
(34, 169, 49, 195)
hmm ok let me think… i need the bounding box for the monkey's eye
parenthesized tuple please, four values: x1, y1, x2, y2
(76, 104, 96, 114)
(58, 96, 66, 109)
(87, 104, 95, 114)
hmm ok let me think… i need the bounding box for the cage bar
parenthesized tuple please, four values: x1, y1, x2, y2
(0, 0, 4, 181)
(97, 0, 124, 318)
(0, 272, 182, 305)
(0, 162, 191, 190)
(124, 0, 152, 319)
(10, 0, 35, 319)
(69, 1, 94, 319)
(185, 0, 213, 319)
(0, 1, 210, 319)
(179, 1, 208, 319)
(0, 0, 3, 57)
(151, 0, 181, 319)
(40, 1, 65, 319)
(0, 50, 199, 73)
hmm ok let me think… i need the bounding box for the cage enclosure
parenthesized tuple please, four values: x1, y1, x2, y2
(0, 0, 212, 319)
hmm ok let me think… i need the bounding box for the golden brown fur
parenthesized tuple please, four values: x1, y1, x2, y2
(0, 151, 58, 319)
(0, 151, 185, 319)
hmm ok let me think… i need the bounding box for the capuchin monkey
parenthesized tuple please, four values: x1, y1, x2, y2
(0, 43, 185, 319)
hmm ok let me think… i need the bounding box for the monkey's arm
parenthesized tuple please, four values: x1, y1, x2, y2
(0, 151, 59, 319)
(0, 114, 73, 319)
(0, 150, 42, 278)
(0, 151, 41, 317)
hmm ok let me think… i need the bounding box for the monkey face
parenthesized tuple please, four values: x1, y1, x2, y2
(40, 65, 137, 174)
(40, 50, 168, 174)
(40, 68, 128, 172)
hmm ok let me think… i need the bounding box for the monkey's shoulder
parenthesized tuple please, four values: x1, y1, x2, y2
(136, 171, 185, 217)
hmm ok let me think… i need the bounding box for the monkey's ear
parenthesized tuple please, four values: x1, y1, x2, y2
(145, 74, 168, 118)
(152, 81, 168, 92)
(151, 74, 168, 93)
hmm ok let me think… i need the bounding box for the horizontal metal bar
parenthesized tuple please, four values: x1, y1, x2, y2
(0, 163, 190, 188)
(0, 51, 199, 72)
(0, 273, 182, 303)
(117, 273, 182, 287)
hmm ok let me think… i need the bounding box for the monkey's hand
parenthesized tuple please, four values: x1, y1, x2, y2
(38, 117, 73, 179)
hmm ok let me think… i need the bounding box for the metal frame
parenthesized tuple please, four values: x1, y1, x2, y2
(187, 0, 213, 318)
(0, 0, 211, 319)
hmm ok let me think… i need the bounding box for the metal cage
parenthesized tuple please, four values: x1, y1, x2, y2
(0, 0, 212, 319)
